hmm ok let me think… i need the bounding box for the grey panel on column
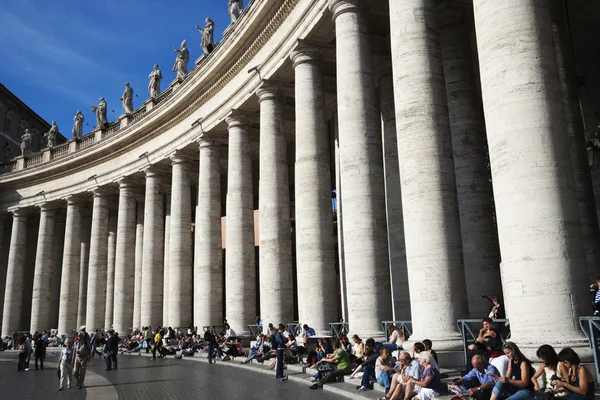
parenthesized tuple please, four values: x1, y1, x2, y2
(329, 0, 392, 337)
(390, 0, 468, 348)
(31, 204, 56, 333)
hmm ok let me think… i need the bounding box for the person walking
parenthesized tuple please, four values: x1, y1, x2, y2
(275, 324, 289, 381)
(204, 326, 218, 364)
(58, 338, 75, 390)
(111, 332, 120, 370)
(34, 333, 46, 370)
(17, 336, 27, 371)
(104, 330, 116, 371)
(144, 327, 153, 353)
(152, 328, 164, 360)
(23, 333, 32, 370)
(90, 329, 102, 358)
(74, 327, 91, 389)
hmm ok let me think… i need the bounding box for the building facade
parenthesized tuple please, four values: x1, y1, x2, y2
(0, 0, 598, 357)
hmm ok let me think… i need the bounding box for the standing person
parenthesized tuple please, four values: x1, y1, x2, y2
(104, 330, 116, 371)
(111, 332, 120, 370)
(90, 329, 101, 358)
(275, 324, 289, 381)
(144, 327, 153, 353)
(34, 333, 46, 370)
(152, 328, 164, 360)
(204, 326, 218, 364)
(590, 277, 600, 316)
(58, 338, 75, 390)
(23, 333, 32, 371)
(74, 327, 91, 389)
(17, 336, 27, 371)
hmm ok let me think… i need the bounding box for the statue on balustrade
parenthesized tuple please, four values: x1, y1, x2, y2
(90, 97, 109, 130)
(72, 110, 84, 139)
(148, 64, 162, 98)
(44, 121, 58, 148)
(228, 0, 243, 23)
(173, 40, 190, 80)
(195, 18, 215, 55)
(120, 82, 134, 114)
(21, 128, 32, 156)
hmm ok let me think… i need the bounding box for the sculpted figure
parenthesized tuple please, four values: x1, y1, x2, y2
(173, 40, 190, 80)
(228, 0, 243, 23)
(45, 121, 58, 148)
(120, 82, 134, 114)
(195, 18, 215, 55)
(21, 128, 32, 156)
(148, 64, 162, 97)
(72, 110, 84, 139)
(90, 97, 109, 129)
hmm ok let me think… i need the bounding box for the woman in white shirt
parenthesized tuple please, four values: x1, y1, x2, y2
(57, 338, 75, 391)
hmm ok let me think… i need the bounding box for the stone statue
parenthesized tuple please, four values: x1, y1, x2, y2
(90, 97, 109, 129)
(195, 18, 215, 55)
(45, 121, 58, 148)
(120, 82, 134, 114)
(72, 110, 84, 139)
(21, 128, 32, 156)
(148, 64, 162, 97)
(172, 40, 190, 80)
(228, 0, 243, 23)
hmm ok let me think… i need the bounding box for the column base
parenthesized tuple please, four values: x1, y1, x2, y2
(403, 331, 464, 351)
(510, 336, 593, 362)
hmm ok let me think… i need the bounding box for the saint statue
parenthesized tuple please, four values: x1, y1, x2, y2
(45, 121, 58, 148)
(120, 82, 134, 114)
(195, 18, 215, 55)
(172, 40, 190, 80)
(228, 0, 243, 23)
(148, 64, 162, 98)
(72, 110, 84, 139)
(90, 97, 109, 129)
(21, 128, 32, 156)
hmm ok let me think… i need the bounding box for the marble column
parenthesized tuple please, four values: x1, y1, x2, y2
(86, 189, 110, 330)
(0, 217, 7, 330)
(225, 113, 256, 334)
(169, 152, 193, 328)
(377, 62, 411, 321)
(333, 112, 348, 322)
(473, 0, 589, 351)
(113, 177, 137, 334)
(133, 199, 144, 329)
(58, 197, 83, 336)
(141, 166, 164, 328)
(77, 209, 91, 328)
(50, 214, 65, 328)
(551, 5, 600, 282)
(389, 0, 468, 348)
(439, 8, 502, 318)
(194, 136, 223, 327)
(30, 204, 56, 333)
(105, 211, 117, 329)
(1, 210, 28, 337)
(256, 85, 294, 327)
(290, 47, 337, 332)
(163, 193, 171, 325)
(329, 0, 391, 337)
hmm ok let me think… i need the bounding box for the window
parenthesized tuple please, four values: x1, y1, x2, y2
(4, 113, 12, 133)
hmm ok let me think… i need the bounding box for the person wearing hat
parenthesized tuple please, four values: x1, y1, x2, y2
(73, 327, 91, 389)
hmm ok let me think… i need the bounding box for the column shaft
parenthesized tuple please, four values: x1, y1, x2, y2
(30, 205, 56, 332)
(58, 198, 82, 336)
(105, 211, 117, 329)
(389, 0, 468, 347)
(50, 215, 65, 328)
(77, 210, 91, 328)
(163, 193, 171, 325)
(133, 200, 144, 329)
(194, 137, 223, 327)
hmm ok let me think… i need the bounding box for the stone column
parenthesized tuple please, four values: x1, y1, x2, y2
(225, 113, 256, 335)
(169, 152, 193, 328)
(0, 217, 8, 330)
(473, 0, 589, 351)
(77, 208, 91, 328)
(377, 62, 411, 321)
(194, 136, 223, 327)
(333, 112, 348, 322)
(113, 177, 137, 334)
(256, 85, 294, 327)
(86, 189, 110, 331)
(439, 7, 502, 318)
(133, 199, 144, 329)
(389, 0, 468, 348)
(141, 166, 164, 328)
(105, 211, 117, 329)
(58, 197, 83, 336)
(551, 4, 600, 282)
(1, 210, 28, 337)
(163, 193, 171, 325)
(30, 204, 56, 333)
(50, 214, 65, 328)
(290, 47, 338, 332)
(329, 0, 391, 337)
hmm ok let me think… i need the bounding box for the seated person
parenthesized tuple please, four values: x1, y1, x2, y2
(383, 325, 405, 353)
(224, 324, 237, 340)
(384, 352, 424, 400)
(349, 346, 377, 389)
(449, 355, 499, 400)
(375, 347, 396, 393)
(351, 335, 365, 363)
(412, 342, 440, 371)
(531, 345, 567, 396)
(395, 352, 441, 400)
(552, 347, 595, 400)
(310, 340, 351, 390)
(301, 324, 316, 343)
(470, 318, 501, 355)
(422, 340, 438, 363)
(490, 342, 534, 400)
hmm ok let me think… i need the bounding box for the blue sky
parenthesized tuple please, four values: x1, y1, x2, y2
(0, 0, 232, 138)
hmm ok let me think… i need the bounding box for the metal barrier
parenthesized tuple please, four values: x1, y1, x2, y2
(579, 317, 600, 382)
(381, 321, 412, 341)
(456, 319, 510, 367)
(286, 323, 301, 337)
(329, 322, 349, 338)
(247, 324, 261, 338)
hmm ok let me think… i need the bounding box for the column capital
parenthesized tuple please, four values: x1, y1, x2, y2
(90, 185, 116, 198)
(117, 176, 138, 189)
(329, 0, 361, 20)
(290, 41, 322, 69)
(63, 195, 85, 206)
(255, 82, 281, 103)
(142, 164, 165, 178)
(197, 134, 221, 150)
(169, 150, 193, 165)
(8, 208, 29, 217)
(225, 110, 251, 129)
(37, 203, 59, 213)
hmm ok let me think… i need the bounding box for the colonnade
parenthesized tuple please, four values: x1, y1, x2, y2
(0, 0, 597, 355)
